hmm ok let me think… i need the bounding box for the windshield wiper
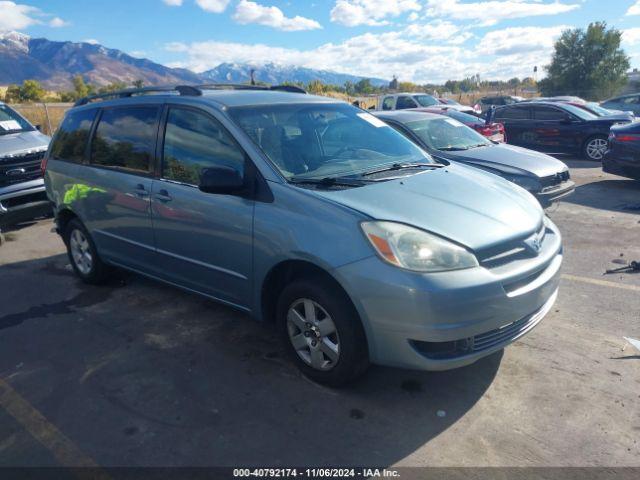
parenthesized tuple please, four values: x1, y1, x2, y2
(360, 162, 442, 177)
(289, 176, 369, 187)
(468, 143, 489, 149)
(438, 146, 469, 151)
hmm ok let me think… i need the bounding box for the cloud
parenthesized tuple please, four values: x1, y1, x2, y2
(477, 25, 569, 56)
(232, 1, 321, 31)
(425, 0, 580, 26)
(0, 1, 40, 31)
(49, 17, 69, 28)
(330, 0, 421, 27)
(403, 20, 474, 44)
(195, 0, 231, 13)
(162, 0, 183, 6)
(622, 28, 640, 46)
(627, 1, 640, 15)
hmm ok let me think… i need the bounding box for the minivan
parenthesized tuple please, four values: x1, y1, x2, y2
(45, 85, 563, 386)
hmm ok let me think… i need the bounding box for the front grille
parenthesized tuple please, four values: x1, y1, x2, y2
(0, 151, 44, 187)
(540, 170, 570, 189)
(481, 223, 547, 268)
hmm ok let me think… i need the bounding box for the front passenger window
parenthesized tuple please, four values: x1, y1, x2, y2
(162, 108, 245, 185)
(396, 96, 417, 110)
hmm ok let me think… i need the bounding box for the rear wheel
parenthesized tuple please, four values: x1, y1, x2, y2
(64, 218, 110, 284)
(277, 277, 369, 387)
(583, 135, 608, 161)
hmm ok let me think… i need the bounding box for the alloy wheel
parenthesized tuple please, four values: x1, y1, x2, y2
(287, 298, 340, 371)
(69, 228, 93, 275)
(586, 138, 608, 160)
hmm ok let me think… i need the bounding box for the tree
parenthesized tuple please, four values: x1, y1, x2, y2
(354, 78, 374, 94)
(72, 75, 91, 99)
(4, 84, 21, 102)
(19, 80, 45, 102)
(132, 79, 144, 88)
(539, 22, 630, 100)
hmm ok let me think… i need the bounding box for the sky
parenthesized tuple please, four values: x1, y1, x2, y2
(2, 0, 640, 83)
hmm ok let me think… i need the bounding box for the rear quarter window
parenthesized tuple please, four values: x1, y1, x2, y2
(50, 109, 97, 163)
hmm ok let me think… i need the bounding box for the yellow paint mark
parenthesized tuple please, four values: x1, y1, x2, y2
(0, 377, 109, 478)
(562, 274, 640, 293)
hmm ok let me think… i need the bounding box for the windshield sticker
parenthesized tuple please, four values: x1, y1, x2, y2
(0, 120, 21, 131)
(444, 118, 464, 127)
(357, 113, 388, 128)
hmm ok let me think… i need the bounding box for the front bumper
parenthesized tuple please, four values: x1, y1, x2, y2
(0, 179, 51, 227)
(334, 226, 562, 371)
(536, 180, 576, 208)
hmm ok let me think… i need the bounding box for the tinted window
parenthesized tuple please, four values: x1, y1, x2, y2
(382, 97, 395, 111)
(396, 96, 417, 109)
(90, 106, 159, 174)
(163, 108, 245, 185)
(51, 109, 97, 163)
(413, 95, 438, 107)
(533, 107, 566, 121)
(495, 106, 529, 120)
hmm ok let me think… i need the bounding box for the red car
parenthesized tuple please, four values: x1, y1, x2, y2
(422, 107, 506, 143)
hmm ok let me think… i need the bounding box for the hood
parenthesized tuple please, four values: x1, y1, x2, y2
(586, 117, 631, 128)
(0, 130, 50, 158)
(315, 163, 543, 252)
(436, 143, 568, 179)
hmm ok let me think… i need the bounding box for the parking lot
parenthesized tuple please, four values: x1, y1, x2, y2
(0, 159, 638, 468)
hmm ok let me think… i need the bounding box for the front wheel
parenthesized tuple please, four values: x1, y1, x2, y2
(583, 135, 608, 161)
(277, 277, 369, 387)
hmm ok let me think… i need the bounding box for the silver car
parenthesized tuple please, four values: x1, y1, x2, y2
(0, 102, 51, 227)
(45, 85, 562, 386)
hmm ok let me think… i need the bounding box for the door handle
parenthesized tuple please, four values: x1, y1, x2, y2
(154, 189, 173, 203)
(132, 184, 149, 198)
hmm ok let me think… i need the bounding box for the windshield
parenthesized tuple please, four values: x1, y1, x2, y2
(229, 103, 435, 180)
(413, 95, 439, 107)
(405, 117, 490, 151)
(585, 102, 612, 116)
(0, 104, 34, 135)
(442, 109, 483, 125)
(562, 103, 598, 120)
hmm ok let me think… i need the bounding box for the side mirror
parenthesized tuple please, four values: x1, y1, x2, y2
(199, 165, 245, 195)
(561, 117, 574, 124)
(35, 124, 42, 131)
(368, 105, 375, 110)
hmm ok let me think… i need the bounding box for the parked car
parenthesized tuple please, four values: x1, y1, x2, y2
(373, 110, 574, 207)
(421, 107, 506, 143)
(0, 101, 51, 228)
(524, 96, 587, 105)
(600, 93, 640, 116)
(493, 101, 631, 161)
(45, 85, 562, 386)
(475, 95, 523, 114)
(603, 121, 640, 180)
(378, 93, 476, 114)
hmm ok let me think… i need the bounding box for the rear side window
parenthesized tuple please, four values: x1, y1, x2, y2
(495, 106, 529, 120)
(533, 107, 566, 121)
(396, 96, 417, 110)
(162, 108, 245, 185)
(90, 106, 159, 174)
(50, 109, 97, 163)
(382, 97, 395, 111)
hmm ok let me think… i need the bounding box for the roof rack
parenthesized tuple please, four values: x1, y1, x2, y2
(73, 83, 307, 107)
(74, 85, 201, 107)
(196, 83, 307, 94)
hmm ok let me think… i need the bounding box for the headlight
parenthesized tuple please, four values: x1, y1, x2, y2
(361, 221, 479, 272)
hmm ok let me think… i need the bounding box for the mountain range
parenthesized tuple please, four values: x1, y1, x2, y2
(0, 32, 388, 90)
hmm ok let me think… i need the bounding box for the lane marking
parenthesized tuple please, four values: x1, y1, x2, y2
(562, 274, 640, 293)
(0, 377, 109, 477)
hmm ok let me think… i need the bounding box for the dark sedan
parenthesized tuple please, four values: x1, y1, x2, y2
(373, 110, 575, 207)
(493, 102, 631, 161)
(603, 121, 640, 180)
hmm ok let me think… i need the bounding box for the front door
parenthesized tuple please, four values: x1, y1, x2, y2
(83, 104, 161, 272)
(151, 106, 254, 309)
(530, 106, 579, 154)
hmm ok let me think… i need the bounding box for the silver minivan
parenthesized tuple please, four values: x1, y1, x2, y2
(45, 85, 562, 386)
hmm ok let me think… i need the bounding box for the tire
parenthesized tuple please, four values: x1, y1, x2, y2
(277, 276, 369, 387)
(582, 135, 608, 161)
(64, 218, 111, 284)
